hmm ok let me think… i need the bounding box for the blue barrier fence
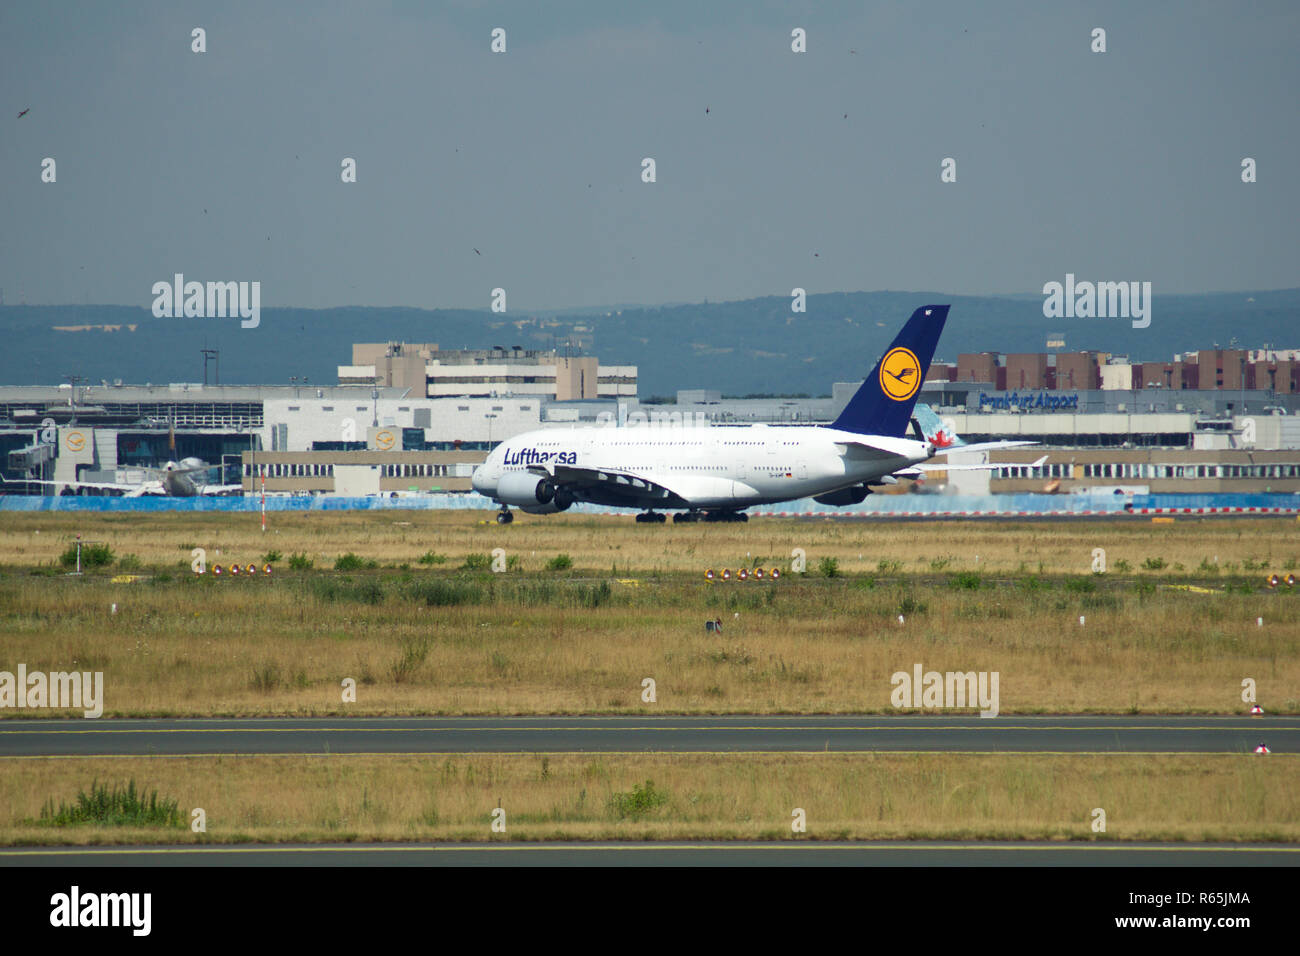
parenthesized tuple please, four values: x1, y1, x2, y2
(2, 492, 1295, 516)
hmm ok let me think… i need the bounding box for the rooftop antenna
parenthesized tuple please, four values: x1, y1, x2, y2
(201, 348, 220, 386)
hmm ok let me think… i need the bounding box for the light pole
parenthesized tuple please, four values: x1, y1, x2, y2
(1239, 355, 1246, 415)
(484, 413, 498, 447)
(65, 375, 85, 425)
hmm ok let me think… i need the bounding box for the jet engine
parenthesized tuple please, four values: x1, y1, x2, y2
(812, 484, 871, 506)
(496, 471, 573, 513)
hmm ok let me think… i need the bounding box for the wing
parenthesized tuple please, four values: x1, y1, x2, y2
(0, 476, 167, 496)
(538, 463, 687, 508)
(2, 475, 141, 492)
(521, 461, 749, 509)
(198, 484, 245, 496)
(897, 454, 1048, 479)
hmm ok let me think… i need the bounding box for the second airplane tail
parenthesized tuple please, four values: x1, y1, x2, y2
(830, 304, 949, 438)
(912, 403, 964, 448)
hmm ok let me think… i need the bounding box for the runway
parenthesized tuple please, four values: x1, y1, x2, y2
(1, 715, 1293, 757)
(1, 841, 1295, 867)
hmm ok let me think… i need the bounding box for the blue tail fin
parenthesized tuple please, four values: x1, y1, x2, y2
(830, 305, 949, 437)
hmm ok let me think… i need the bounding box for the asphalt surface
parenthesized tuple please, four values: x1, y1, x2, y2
(785, 513, 1293, 523)
(1, 841, 1295, 867)
(1, 715, 1294, 756)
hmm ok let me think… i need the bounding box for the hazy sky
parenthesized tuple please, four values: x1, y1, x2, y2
(2, 1, 1296, 311)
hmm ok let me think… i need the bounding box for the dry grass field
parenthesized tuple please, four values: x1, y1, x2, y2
(1, 753, 1294, 845)
(1, 513, 1297, 716)
(2, 510, 1297, 576)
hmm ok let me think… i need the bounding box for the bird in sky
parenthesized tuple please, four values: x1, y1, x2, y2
(17, 108, 30, 118)
(473, 248, 481, 256)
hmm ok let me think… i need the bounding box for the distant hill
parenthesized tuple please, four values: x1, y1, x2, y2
(4, 289, 1298, 396)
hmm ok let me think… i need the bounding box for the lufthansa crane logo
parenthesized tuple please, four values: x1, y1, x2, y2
(879, 347, 921, 402)
(374, 429, 396, 450)
(65, 431, 86, 452)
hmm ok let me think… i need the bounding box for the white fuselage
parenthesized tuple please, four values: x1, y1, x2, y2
(472, 423, 930, 510)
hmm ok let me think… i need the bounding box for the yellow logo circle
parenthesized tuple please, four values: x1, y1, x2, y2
(65, 431, 86, 452)
(879, 347, 921, 402)
(375, 429, 395, 450)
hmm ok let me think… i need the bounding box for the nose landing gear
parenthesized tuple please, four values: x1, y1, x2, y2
(496, 507, 514, 525)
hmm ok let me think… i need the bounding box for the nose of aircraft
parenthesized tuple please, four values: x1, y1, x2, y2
(471, 464, 488, 495)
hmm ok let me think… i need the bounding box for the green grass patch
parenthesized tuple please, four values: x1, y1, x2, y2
(37, 780, 183, 828)
(608, 780, 670, 819)
(58, 542, 113, 569)
(334, 553, 379, 572)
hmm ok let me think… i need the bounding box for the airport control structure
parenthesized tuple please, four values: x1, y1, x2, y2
(3, 339, 1300, 501)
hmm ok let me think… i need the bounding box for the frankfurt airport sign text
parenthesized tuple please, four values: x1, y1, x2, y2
(980, 391, 1080, 411)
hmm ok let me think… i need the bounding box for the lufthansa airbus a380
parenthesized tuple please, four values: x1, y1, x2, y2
(472, 305, 1018, 523)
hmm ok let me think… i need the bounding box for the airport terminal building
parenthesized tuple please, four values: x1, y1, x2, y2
(3, 340, 1299, 498)
(0, 343, 638, 495)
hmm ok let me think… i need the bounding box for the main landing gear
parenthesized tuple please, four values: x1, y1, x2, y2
(496, 507, 514, 525)
(635, 511, 667, 523)
(704, 511, 748, 523)
(670, 510, 748, 523)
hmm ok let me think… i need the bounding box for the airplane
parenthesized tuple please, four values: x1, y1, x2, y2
(5, 459, 241, 497)
(888, 403, 1042, 488)
(472, 304, 1034, 523)
(909, 403, 1038, 456)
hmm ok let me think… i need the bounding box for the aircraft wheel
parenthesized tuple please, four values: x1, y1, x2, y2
(497, 511, 513, 525)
